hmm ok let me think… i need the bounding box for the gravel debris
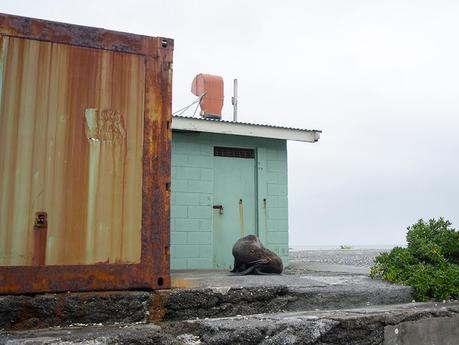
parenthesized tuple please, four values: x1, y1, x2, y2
(289, 249, 390, 268)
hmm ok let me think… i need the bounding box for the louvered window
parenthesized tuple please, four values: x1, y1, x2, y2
(213, 146, 255, 159)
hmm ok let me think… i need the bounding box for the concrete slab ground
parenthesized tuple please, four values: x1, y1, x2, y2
(169, 248, 385, 289)
(171, 268, 373, 288)
(2, 302, 458, 345)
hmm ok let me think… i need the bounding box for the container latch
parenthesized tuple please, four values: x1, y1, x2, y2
(34, 212, 48, 228)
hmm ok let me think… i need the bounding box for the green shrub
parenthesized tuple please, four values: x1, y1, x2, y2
(370, 218, 459, 301)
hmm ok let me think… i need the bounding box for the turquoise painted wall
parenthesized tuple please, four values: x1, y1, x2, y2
(171, 131, 289, 269)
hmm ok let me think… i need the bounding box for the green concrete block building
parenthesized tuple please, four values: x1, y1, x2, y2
(170, 116, 321, 270)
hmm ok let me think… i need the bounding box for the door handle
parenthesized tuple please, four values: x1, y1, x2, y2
(213, 205, 224, 214)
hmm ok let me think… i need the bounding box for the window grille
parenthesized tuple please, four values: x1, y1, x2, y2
(213, 146, 255, 159)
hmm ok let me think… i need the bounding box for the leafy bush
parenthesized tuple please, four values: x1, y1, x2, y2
(370, 218, 459, 301)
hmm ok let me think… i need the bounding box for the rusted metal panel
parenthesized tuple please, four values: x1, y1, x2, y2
(0, 36, 144, 266)
(0, 12, 168, 56)
(0, 13, 173, 294)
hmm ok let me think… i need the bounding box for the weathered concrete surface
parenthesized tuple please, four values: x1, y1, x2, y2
(171, 269, 376, 288)
(0, 324, 180, 345)
(0, 291, 151, 331)
(165, 302, 459, 345)
(164, 270, 413, 321)
(384, 316, 459, 345)
(161, 282, 413, 321)
(2, 302, 457, 345)
(0, 271, 414, 330)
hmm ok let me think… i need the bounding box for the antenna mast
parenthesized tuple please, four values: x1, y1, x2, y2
(232, 79, 238, 122)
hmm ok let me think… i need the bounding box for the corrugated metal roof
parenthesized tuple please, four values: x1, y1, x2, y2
(172, 116, 321, 143)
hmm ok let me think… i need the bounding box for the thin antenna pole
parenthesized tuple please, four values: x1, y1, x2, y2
(232, 79, 238, 122)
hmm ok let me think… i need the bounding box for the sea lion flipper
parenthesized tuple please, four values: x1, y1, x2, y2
(230, 259, 239, 273)
(237, 265, 256, 275)
(254, 268, 281, 275)
(249, 258, 269, 265)
(254, 268, 267, 275)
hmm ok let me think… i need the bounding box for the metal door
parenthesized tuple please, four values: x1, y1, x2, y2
(0, 36, 145, 266)
(213, 147, 257, 269)
(0, 13, 173, 294)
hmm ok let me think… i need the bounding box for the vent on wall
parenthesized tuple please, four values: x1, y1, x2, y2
(214, 147, 255, 159)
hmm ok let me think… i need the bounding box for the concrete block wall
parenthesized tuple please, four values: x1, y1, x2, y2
(257, 143, 289, 265)
(171, 131, 289, 269)
(171, 138, 214, 270)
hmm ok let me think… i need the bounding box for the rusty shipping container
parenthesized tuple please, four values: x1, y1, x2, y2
(0, 13, 173, 294)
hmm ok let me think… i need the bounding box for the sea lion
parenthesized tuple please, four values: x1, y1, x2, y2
(230, 235, 283, 275)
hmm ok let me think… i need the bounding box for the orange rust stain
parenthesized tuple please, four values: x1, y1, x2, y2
(32, 229, 47, 266)
(148, 291, 167, 322)
(0, 36, 145, 266)
(239, 198, 245, 237)
(171, 278, 198, 289)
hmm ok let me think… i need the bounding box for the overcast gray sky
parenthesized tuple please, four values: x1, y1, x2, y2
(2, 1, 458, 246)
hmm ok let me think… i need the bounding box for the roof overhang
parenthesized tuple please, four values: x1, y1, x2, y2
(172, 116, 321, 143)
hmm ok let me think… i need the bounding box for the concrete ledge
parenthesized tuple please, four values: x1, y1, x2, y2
(166, 302, 459, 345)
(0, 280, 413, 330)
(385, 316, 459, 345)
(0, 291, 152, 330)
(161, 283, 413, 321)
(0, 324, 180, 345)
(1, 302, 458, 345)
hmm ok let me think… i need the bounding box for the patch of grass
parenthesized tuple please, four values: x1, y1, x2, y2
(370, 218, 459, 301)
